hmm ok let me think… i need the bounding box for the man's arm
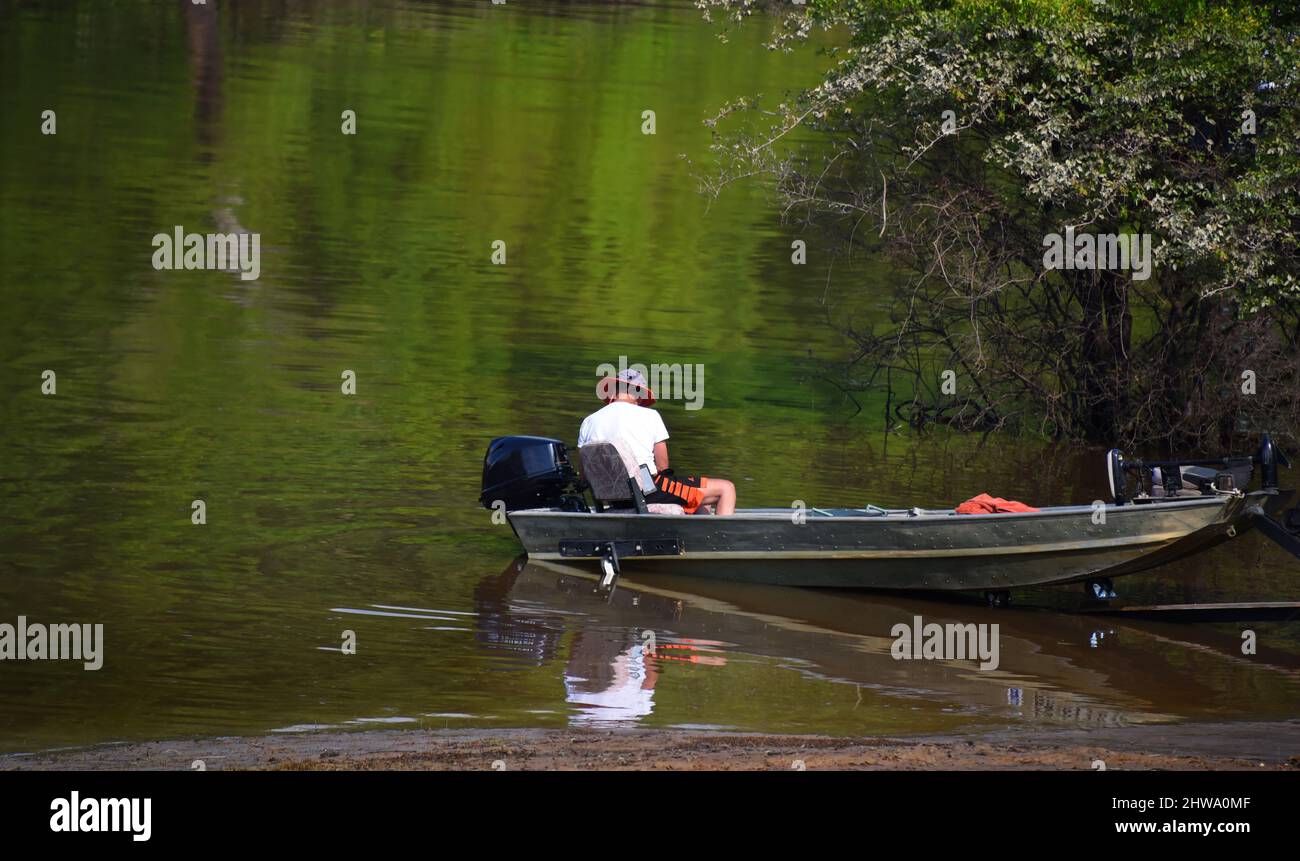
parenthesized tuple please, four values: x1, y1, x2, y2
(653, 441, 669, 473)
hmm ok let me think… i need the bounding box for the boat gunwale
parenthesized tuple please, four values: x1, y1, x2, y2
(508, 493, 1244, 524)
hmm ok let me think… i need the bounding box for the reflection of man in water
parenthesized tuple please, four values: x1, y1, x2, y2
(562, 629, 726, 726)
(563, 632, 659, 725)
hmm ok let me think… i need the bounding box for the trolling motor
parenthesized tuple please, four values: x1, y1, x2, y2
(1259, 433, 1284, 489)
(1106, 433, 1291, 503)
(1107, 434, 1300, 562)
(1107, 448, 1129, 504)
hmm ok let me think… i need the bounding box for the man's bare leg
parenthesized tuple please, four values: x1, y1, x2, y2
(699, 478, 736, 516)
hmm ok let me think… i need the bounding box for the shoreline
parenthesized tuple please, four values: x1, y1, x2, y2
(5, 722, 1299, 771)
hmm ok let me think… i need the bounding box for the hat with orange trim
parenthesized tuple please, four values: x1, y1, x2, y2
(596, 368, 656, 406)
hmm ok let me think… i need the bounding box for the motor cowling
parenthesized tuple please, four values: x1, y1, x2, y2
(479, 436, 581, 512)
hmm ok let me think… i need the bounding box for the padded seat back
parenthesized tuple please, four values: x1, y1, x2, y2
(578, 439, 684, 515)
(578, 443, 633, 503)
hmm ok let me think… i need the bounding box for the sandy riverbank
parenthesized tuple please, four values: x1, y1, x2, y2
(4, 722, 1299, 771)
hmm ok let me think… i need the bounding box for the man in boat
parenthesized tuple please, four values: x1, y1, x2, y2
(579, 368, 737, 515)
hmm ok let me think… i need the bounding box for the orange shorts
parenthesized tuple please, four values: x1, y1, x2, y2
(648, 473, 708, 514)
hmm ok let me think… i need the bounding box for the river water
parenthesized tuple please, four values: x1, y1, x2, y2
(1, 0, 1297, 756)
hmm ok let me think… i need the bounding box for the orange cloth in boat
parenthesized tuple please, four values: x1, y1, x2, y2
(954, 493, 1040, 514)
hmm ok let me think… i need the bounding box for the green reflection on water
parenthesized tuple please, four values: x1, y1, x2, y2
(1, 1, 1296, 755)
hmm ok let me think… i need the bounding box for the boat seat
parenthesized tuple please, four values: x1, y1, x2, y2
(578, 440, 684, 515)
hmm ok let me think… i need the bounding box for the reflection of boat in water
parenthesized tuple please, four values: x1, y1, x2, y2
(472, 558, 726, 727)
(474, 556, 1300, 731)
(480, 435, 1300, 600)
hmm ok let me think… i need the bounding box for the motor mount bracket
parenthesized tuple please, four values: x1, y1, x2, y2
(558, 539, 684, 560)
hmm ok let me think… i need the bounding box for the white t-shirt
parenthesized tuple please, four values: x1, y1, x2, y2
(577, 401, 668, 470)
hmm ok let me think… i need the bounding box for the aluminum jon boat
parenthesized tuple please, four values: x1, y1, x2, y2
(479, 434, 1300, 603)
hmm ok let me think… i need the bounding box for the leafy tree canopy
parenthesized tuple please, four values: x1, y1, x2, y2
(698, 0, 1300, 447)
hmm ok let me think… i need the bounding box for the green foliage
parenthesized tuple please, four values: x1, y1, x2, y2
(699, 0, 1300, 444)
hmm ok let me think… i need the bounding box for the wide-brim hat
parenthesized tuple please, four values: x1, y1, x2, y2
(597, 368, 656, 406)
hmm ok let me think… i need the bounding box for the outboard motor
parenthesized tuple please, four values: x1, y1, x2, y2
(479, 436, 585, 512)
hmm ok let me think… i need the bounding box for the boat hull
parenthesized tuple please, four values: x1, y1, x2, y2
(507, 491, 1284, 591)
